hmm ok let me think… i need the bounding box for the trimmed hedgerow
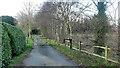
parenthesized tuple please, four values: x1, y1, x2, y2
(0, 22, 2, 68)
(16, 28, 26, 53)
(0, 22, 26, 68)
(1, 23, 12, 68)
(2, 22, 26, 56)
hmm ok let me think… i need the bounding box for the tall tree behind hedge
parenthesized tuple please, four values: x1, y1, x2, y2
(17, 1, 36, 42)
(0, 16, 17, 26)
(94, 2, 108, 55)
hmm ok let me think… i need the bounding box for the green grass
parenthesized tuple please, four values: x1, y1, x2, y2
(8, 38, 33, 67)
(51, 44, 117, 66)
(31, 35, 34, 39)
(39, 35, 42, 37)
(26, 38, 33, 45)
(42, 37, 118, 66)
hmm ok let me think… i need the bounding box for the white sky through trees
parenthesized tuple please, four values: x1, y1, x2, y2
(0, 0, 118, 21)
(0, 0, 46, 17)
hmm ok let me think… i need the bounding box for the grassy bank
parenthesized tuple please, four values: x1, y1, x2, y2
(40, 36, 118, 66)
(8, 38, 33, 67)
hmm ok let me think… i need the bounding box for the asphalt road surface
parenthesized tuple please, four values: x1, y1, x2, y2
(16, 35, 77, 66)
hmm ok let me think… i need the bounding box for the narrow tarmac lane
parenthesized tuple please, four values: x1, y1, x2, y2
(16, 35, 77, 66)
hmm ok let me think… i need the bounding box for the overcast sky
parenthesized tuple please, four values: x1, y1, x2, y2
(0, 0, 47, 17)
(0, 0, 118, 21)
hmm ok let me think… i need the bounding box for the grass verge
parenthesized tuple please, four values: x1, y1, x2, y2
(41, 37, 118, 66)
(8, 38, 33, 67)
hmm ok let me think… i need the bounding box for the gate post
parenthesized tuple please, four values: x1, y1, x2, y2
(70, 39, 72, 49)
(79, 41, 82, 51)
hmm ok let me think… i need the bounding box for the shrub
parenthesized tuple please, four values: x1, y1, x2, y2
(1, 23, 12, 68)
(0, 16, 17, 26)
(2, 22, 26, 56)
(0, 23, 2, 68)
(16, 28, 26, 52)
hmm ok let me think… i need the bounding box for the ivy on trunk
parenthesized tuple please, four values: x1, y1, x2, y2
(94, 2, 108, 55)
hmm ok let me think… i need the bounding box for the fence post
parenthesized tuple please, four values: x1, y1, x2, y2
(79, 41, 82, 51)
(63, 39, 65, 43)
(70, 39, 72, 49)
(72, 40, 74, 48)
(63, 39, 66, 46)
(105, 45, 109, 62)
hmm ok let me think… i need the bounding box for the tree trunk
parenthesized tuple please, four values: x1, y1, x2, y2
(29, 25, 31, 39)
(94, 2, 108, 55)
(27, 37, 28, 44)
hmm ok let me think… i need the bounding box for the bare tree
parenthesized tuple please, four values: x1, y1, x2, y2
(16, 1, 37, 43)
(35, 1, 95, 41)
(35, 2, 57, 39)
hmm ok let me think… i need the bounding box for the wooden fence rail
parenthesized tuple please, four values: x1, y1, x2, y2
(63, 39, 119, 64)
(41, 36, 119, 64)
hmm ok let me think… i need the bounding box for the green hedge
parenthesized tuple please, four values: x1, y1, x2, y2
(1, 23, 12, 68)
(2, 22, 26, 56)
(0, 23, 2, 68)
(0, 22, 26, 68)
